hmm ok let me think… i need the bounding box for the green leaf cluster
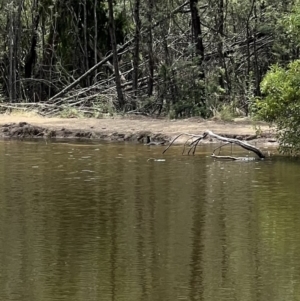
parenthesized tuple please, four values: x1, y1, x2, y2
(255, 60, 300, 155)
(281, 4, 300, 46)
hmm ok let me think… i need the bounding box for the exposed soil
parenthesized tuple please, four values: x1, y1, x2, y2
(0, 114, 277, 146)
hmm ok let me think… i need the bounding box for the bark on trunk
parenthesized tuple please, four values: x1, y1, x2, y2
(94, 0, 98, 82)
(132, 0, 141, 99)
(107, 0, 125, 109)
(147, 0, 154, 96)
(25, 0, 39, 79)
(189, 0, 206, 108)
(189, 0, 205, 74)
(83, 0, 89, 86)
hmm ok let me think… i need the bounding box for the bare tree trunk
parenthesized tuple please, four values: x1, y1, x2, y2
(107, 0, 125, 109)
(189, 0, 205, 108)
(217, 0, 225, 90)
(42, 0, 61, 100)
(94, 0, 98, 82)
(253, 0, 260, 96)
(147, 0, 154, 96)
(8, 4, 14, 102)
(83, 0, 89, 86)
(162, 31, 177, 109)
(13, 0, 23, 101)
(47, 9, 57, 99)
(132, 0, 140, 100)
(189, 0, 204, 74)
(25, 0, 39, 79)
(245, 0, 255, 114)
(215, 0, 230, 99)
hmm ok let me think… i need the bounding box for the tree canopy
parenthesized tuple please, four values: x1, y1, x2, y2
(254, 3, 300, 155)
(0, 0, 299, 121)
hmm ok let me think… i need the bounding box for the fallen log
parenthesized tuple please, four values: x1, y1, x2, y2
(163, 130, 265, 159)
(48, 1, 191, 103)
(205, 130, 265, 158)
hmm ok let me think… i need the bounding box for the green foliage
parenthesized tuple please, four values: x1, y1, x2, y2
(281, 4, 300, 46)
(92, 97, 116, 116)
(167, 58, 208, 118)
(219, 104, 236, 122)
(59, 107, 84, 118)
(211, 102, 243, 122)
(255, 60, 300, 155)
(171, 100, 206, 119)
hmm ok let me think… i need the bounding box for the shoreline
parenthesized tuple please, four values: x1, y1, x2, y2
(0, 114, 277, 147)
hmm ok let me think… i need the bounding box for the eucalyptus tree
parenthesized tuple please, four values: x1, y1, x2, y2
(0, 0, 128, 102)
(132, 0, 141, 99)
(2, 0, 23, 102)
(107, 0, 125, 109)
(0, 0, 299, 119)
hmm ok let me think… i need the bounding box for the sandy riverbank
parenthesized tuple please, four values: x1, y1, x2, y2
(0, 114, 276, 147)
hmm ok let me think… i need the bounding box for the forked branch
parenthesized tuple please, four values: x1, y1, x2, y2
(163, 130, 265, 159)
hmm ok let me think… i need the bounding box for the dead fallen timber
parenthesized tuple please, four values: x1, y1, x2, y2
(163, 130, 265, 160)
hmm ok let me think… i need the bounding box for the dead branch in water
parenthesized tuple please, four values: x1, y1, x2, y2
(163, 130, 265, 159)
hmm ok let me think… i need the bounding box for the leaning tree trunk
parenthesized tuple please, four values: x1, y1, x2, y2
(107, 0, 125, 110)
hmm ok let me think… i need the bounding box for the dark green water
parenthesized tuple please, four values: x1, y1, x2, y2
(0, 140, 300, 301)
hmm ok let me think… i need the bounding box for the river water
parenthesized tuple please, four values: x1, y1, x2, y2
(0, 140, 299, 301)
